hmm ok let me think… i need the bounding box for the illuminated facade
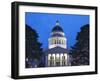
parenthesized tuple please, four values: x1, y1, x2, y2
(45, 21, 71, 67)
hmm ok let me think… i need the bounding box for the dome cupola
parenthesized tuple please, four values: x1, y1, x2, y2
(51, 20, 65, 37)
(52, 20, 63, 32)
(48, 20, 67, 49)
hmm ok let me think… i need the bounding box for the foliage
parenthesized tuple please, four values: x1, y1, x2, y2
(25, 24, 43, 68)
(70, 24, 89, 66)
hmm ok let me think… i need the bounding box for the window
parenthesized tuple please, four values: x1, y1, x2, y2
(52, 39, 55, 44)
(62, 56, 66, 66)
(55, 39, 57, 44)
(50, 56, 52, 60)
(50, 61, 52, 66)
(58, 39, 60, 44)
(62, 61, 66, 66)
(50, 56, 54, 60)
(56, 62, 60, 66)
(63, 40, 65, 44)
(62, 56, 65, 60)
(63, 61, 66, 66)
(49, 55, 54, 66)
(61, 40, 63, 44)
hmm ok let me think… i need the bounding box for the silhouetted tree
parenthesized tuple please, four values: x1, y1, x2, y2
(25, 24, 43, 68)
(70, 24, 89, 66)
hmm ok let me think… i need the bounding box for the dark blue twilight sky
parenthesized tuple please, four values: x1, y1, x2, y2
(25, 12, 89, 50)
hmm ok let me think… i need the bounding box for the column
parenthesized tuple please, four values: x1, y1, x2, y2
(60, 53, 63, 66)
(48, 54, 51, 67)
(64, 53, 67, 66)
(52, 54, 55, 66)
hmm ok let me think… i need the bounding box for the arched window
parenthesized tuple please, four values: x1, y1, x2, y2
(58, 39, 60, 44)
(57, 39, 60, 44)
(52, 39, 54, 44)
(63, 40, 65, 45)
(56, 39, 58, 44)
(61, 40, 63, 44)
(59, 39, 60, 44)
(62, 40, 64, 44)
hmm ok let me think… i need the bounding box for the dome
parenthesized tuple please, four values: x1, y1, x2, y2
(52, 20, 63, 32)
(52, 25, 63, 32)
(51, 32, 64, 37)
(48, 20, 67, 49)
(50, 20, 65, 37)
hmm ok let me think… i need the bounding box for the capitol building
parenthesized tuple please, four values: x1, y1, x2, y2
(45, 20, 71, 67)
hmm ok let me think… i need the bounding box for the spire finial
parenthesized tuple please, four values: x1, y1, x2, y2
(56, 20, 60, 26)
